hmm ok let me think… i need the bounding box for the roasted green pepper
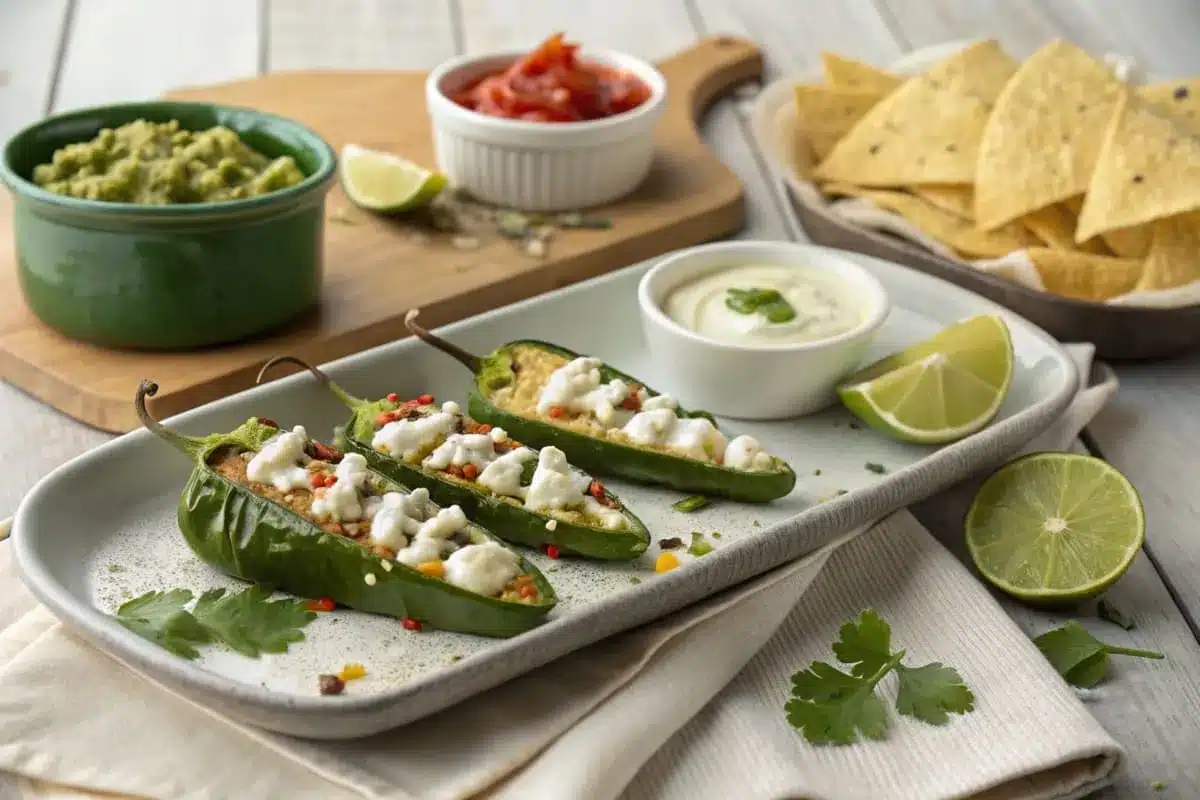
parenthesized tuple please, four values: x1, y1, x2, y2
(136, 380, 556, 638)
(403, 310, 797, 503)
(255, 357, 651, 560)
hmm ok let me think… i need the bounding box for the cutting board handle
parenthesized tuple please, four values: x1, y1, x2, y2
(658, 35, 764, 124)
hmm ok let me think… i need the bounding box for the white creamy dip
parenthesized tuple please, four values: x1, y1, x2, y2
(662, 264, 862, 346)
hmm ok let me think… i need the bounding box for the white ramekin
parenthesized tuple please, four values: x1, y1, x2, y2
(424, 48, 667, 212)
(638, 241, 891, 420)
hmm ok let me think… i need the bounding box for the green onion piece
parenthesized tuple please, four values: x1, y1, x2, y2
(673, 495, 711, 513)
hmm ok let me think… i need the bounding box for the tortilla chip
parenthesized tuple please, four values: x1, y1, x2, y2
(793, 84, 885, 160)
(1020, 202, 1110, 254)
(822, 183, 1039, 258)
(1028, 249, 1144, 301)
(1136, 211, 1200, 291)
(1076, 91, 1200, 242)
(974, 39, 1124, 231)
(1137, 79, 1200, 134)
(1100, 225, 1153, 259)
(813, 41, 1018, 186)
(820, 52, 904, 93)
(911, 185, 974, 219)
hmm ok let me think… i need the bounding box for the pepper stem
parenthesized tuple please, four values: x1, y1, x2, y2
(404, 308, 482, 374)
(135, 380, 204, 459)
(255, 355, 363, 409)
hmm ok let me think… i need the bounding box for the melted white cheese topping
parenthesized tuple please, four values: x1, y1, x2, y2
(724, 435, 775, 472)
(367, 489, 430, 551)
(310, 453, 371, 522)
(246, 425, 311, 491)
(371, 412, 457, 461)
(423, 433, 496, 470)
(443, 542, 521, 596)
(536, 357, 629, 426)
(477, 446, 537, 498)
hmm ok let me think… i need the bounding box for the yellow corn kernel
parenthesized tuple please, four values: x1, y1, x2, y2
(417, 560, 446, 578)
(337, 663, 367, 681)
(655, 552, 680, 573)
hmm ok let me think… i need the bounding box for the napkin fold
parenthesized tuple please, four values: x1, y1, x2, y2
(0, 345, 1123, 800)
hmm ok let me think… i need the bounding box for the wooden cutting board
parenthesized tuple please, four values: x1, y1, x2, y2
(0, 36, 761, 433)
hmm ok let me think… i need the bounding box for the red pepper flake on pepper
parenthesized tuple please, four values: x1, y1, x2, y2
(587, 479, 615, 507)
(318, 674, 345, 695)
(548, 406, 566, 419)
(462, 463, 480, 481)
(306, 597, 336, 612)
(257, 417, 279, 429)
(417, 394, 435, 405)
(386, 392, 399, 403)
(446, 464, 465, 479)
(310, 441, 342, 463)
(619, 386, 642, 411)
(544, 544, 561, 560)
(310, 473, 327, 489)
(519, 584, 537, 598)
(401, 617, 423, 631)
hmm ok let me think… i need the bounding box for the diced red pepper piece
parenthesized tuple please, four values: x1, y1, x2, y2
(258, 417, 279, 428)
(386, 392, 399, 403)
(306, 597, 336, 612)
(417, 394, 435, 405)
(310, 441, 341, 463)
(548, 406, 566, 419)
(461, 463, 479, 481)
(310, 473, 326, 488)
(544, 544, 561, 560)
(401, 617, 423, 631)
(519, 584, 537, 598)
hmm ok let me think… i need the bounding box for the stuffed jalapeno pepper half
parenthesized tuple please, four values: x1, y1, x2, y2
(255, 357, 651, 561)
(403, 311, 797, 503)
(136, 380, 556, 638)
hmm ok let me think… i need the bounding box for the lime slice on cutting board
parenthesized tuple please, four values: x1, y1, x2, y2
(340, 144, 447, 212)
(837, 314, 1014, 445)
(965, 452, 1144, 604)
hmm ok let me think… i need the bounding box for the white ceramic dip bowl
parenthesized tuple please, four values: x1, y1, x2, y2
(637, 241, 891, 420)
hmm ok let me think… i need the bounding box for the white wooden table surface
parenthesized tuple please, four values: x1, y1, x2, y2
(3, 2, 1200, 798)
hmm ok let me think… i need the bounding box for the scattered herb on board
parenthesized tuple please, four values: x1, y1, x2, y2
(688, 532, 714, 557)
(395, 189, 612, 260)
(1151, 781, 1166, 791)
(848, 421, 861, 430)
(107, 563, 125, 573)
(114, 585, 316, 660)
(785, 609, 975, 745)
(1097, 598, 1135, 630)
(1033, 621, 1163, 688)
(630, 576, 643, 585)
(673, 495, 711, 513)
(711, 532, 723, 539)
(813, 468, 823, 476)
(329, 207, 356, 225)
(752, 520, 761, 528)
(865, 462, 887, 475)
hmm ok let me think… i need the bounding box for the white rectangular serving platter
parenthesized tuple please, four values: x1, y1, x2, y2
(12, 247, 1078, 739)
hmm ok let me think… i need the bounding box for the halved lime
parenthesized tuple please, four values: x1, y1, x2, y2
(340, 144, 447, 213)
(837, 315, 1014, 444)
(965, 452, 1144, 604)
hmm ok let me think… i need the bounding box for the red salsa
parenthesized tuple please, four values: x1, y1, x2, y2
(451, 33, 653, 123)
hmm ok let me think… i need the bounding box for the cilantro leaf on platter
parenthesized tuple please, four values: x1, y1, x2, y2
(116, 589, 212, 659)
(192, 585, 317, 658)
(832, 609, 894, 678)
(1034, 621, 1163, 688)
(786, 662, 890, 744)
(895, 662, 976, 725)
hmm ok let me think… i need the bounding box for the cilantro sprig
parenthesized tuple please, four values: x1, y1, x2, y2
(724, 287, 796, 324)
(1033, 621, 1163, 688)
(115, 585, 317, 660)
(785, 610, 975, 745)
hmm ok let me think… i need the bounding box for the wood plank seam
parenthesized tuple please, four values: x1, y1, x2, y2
(1081, 429, 1200, 643)
(43, 0, 76, 114)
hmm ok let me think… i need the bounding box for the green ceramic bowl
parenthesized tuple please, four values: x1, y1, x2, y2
(0, 101, 338, 350)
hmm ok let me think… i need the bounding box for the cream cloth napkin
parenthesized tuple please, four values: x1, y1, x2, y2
(0, 345, 1122, 800)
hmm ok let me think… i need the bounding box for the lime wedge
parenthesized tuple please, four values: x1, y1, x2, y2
(837, 315, 1014, 444)
(965, 452, 1144, 604)
(340, 144, 446, 213)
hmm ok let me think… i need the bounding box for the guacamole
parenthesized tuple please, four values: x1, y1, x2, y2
(31, 119, 306, 204)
